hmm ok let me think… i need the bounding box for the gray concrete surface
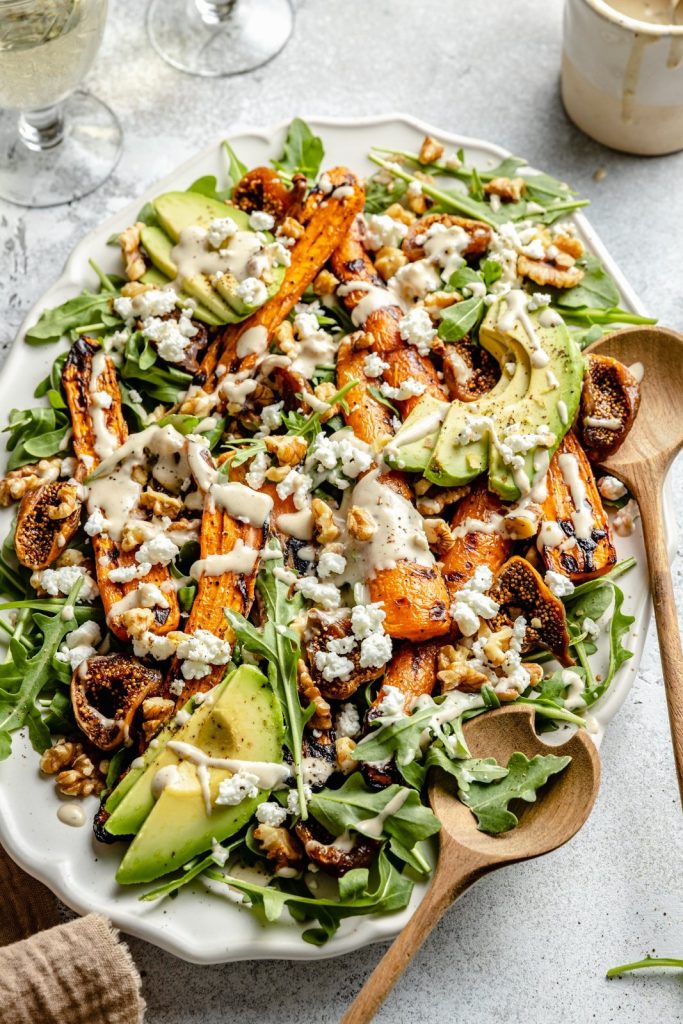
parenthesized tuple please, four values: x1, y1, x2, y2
(1, 1, 682, 1021)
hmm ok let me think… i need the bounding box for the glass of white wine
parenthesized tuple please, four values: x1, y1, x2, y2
(146, 0, 294, 78)
(0, 0, 122, 207)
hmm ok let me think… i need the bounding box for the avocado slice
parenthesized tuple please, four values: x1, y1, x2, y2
(115, 665, 284, 885)
(383, 393, 450, 473)
(480, 301, 584, 499)
(424, 336, 531, 487)
(153, 191, 249, 240)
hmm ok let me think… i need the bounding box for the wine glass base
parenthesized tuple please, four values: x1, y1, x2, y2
(0, 92, 122, 208)
(146, 0, 294, 77)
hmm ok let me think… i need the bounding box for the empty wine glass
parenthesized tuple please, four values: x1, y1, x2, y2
(0, 0, 122, 207)
(146, 0, 294, 78)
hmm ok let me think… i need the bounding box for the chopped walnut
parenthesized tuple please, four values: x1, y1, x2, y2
(274, 320, 296, 354)
(312, 269, 340, 297)
(554, 233, 584, 260)
(297, 659, 333, 731)
(406, 191, 428, 215)
(484, 177, 526, 203)
(40, 740, 80, 775)
(374, 245, 407, 282)
(264, 435, 308, 466)
(481, 627, 514, 667)
(278, 216, 305, 241)
(119, 280, 151, 299)
(264, 464, 291, 483)
(524, 663, 544, 687)
(416, 486, 470, 516)
(419, 135, 445, 165)
(414, 477, 432, 496)
(56, 766, 102, 798)
(502, 503, 542, 540)
(347, 506, 377, 541)
(385, 202, 415, 226)
(139, 489, 183, 519)
(311, 498, 339, 545)
(253, 825, 304, 873)
(0, 458, 61, 507)
(423, 518, 455, 555)
(350, 330, 374, 352)
(120, 520, 150, 552)
(517, 253, 584, 290)
(141, 696, 176, 742)
(130, 464, 149, 487)
(55, 548, 86, 568)
(313, 381, 341, 422)
(252, 382, 275, 408)
(46, 485, 80, 521)
(423, 290, 458, 316)
(437, 644, 488, 693)
(119, 222, 146, 282)
(335, 736, 358, 775)
(119, 607, 155, 639)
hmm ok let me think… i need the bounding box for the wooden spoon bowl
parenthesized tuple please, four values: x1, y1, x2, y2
(341, 705, 600, 1024)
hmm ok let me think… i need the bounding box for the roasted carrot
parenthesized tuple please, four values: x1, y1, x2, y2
(539, 431, 616, 581)
(336, 335, 394, 449)
(440, 483, 512, 602)
(370, 640, 439, 716)
(382, 345, 448, 416)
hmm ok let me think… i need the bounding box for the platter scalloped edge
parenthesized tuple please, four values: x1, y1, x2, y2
(0, 115, 672, 964)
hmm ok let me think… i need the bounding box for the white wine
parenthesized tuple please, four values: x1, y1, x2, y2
(0, 0, 107, 111)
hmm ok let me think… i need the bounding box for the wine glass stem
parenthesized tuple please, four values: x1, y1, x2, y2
(18, 105, 65, 152)
(195, 0, 237, 24)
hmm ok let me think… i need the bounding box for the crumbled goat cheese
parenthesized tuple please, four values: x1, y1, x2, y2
(114, 288, 177, 322)
(255, 801, 288, 827)
(176, 629, 232, 680)
(359, 631, 393, 669)
(142, 313, 198, 364)
(108, 561, 151, 583)
(55, 620, 102, 670)
(84, 507, 109, 537)
(399, 307, 437, 355)
(364, 213, 409, 251)
(275, 469, 311, 510)
(544, 570, 575, 598)
(528, 292, 552, 311)
(169, 677, 185, 696)
(351, 603, 386, 639)
(215, 769, 260, 806)
(406, 180, 423, 197)
(336, 703, 361, 738)
(245, 450, 270, 490)
(136, 533, 180, 567)
(379, 378, 426, 401)
(303, 756, 336, 787)
(327, 636, 357, 656)
(133, 632, 177, 661)
(259, 402, 284, 433)
(598, 475, 627, 502)
(363, 352, 389, 378)
(295, 577, 341, 610)
(314, 649, 354, 682)
(249, 210, 275, 231)
(34, 565, 98, 603)
(583, 617, 601, 642)
(287, 784, 313, 816)
(613, 498, 639, 537)
(317, 551, 347, 578)
(376, 685, 406, 719)
(138, 583, 169, 609)
(236, 277, 268, 307)
(451, 565, 499, 636)
(206, 217, 237, 248)
(306, 433, 373, 486)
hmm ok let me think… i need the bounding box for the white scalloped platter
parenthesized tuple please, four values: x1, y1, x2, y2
(0, 116, 670, 964)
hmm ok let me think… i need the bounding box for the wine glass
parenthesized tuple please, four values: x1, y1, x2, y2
(146, 0, 294, 78)
(0, 0, 122, 208)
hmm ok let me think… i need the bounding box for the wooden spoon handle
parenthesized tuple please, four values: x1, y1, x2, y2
(340, 857, 485, 1024)
(632, 474, 683, 803)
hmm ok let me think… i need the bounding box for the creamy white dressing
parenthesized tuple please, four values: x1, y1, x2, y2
(171, 224, 263, 291)
(57, 804, 86, 827)
(210, 481, 273, 525)
(88, 349, 119, 460)
(190, 541, 258, 580)
(584, 415, 622, 430)
(167, 740, 289, 817)
(450, 515, 504, 540)
(337, 280, 396, 327)
(537, 520, 567, 550)
(385, 405, 449, 462)
(604, 0, 683, 24)
(151, 764, 182, 799)
(423, 223, 470, 280)
(498, 290, 549, 368)
(186, 437, 217, 491)
(558, 452, 594, 539)
(276, 508, 314, 540)
(236, 325, 269, 360)
(355, 789, 409, 839)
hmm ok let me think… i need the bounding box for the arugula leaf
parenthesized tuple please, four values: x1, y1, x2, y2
(482, 259, 503, 288)
(273, 118, 324, 181)
(309, 775, 439, 873)
(3, 406, 71, 470)
(0, 579, 82, 759)
(454, 751, 572, 833)
(187, 175, 232, 203)
(225, 538, 314, 818)
(223, 140, 247, 190)
(25, 290, 119, 346)
(606, 956, 683, 977)
(561, 306, 657, 329)
(438, 295, 485, 342)
(364, 173, 408, 214)
(121, 332, 192, 404)
(555, 254, 620, 310)
(368, 385, 400, 417)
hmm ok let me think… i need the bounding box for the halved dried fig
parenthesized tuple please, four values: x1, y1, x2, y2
(295, 818, 380, 877)
(305, 610, 384, 701)
(578, 353, 641, 462)
(232, 167, 307, 222)
(488, 556, 573, 667)
(441, 339, 501, 402)
(71, 654, 162, 751)
(15, 481, 81, 570)
(402, 213, 492, 263)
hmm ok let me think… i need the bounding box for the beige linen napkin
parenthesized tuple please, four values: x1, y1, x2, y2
(0, 845, 145, 1024)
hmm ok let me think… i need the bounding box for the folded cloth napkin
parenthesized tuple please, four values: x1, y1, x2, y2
(0, 845, 145, 1024)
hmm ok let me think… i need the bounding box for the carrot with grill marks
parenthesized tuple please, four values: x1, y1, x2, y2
(62, 337, 180, 641)
(382, 346, 448, 416)
(336, 335, 394, 450)
(441, 483, 513, 603)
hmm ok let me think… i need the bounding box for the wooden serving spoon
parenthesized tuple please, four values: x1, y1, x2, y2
(341, 705, 600, 1024)
(587, 326, 683, 802)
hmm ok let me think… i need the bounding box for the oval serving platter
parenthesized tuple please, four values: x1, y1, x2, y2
(0, 116, 671, 964)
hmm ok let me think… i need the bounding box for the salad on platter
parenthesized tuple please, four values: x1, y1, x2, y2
(0, 119, 653, 944)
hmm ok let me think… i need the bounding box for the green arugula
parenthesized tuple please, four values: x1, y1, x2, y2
(454, 751, 572, 833)
(187, 175, 233, 203)
(0, 578, 82, 759)
(225, 538, 315, 818)
(273, 118, 325, 181)
(25, 289, 120, 346)
(309, 774, 440, 874)
(607, 956, 683, 977)
(438, 295, 485, 342)
(121, 332, 192, 404)
(3, 406, 71, 470)
(223, 140, 247, 190)
(554, 254, 620, 310)
(364, 173, 408, 214)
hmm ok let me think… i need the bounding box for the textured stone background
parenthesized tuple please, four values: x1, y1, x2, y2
(1, 1, 682, 1021)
